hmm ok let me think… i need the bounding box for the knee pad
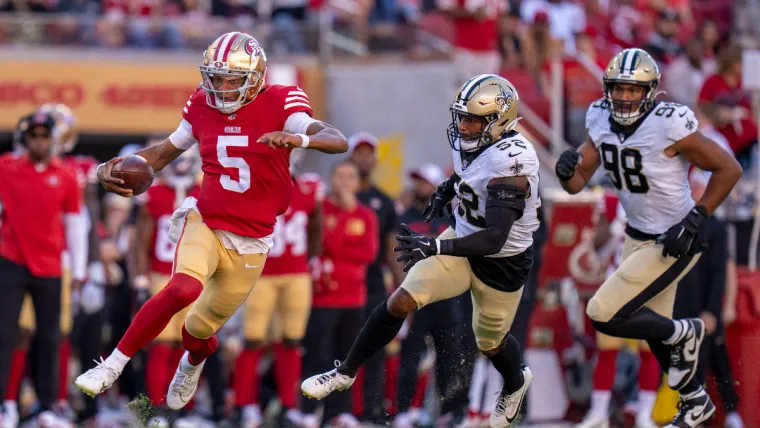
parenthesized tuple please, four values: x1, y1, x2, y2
(184, 312, 215, 340)
(181, 325, 219, 353)
(164, 273, 203, 309)
(586, 296, 611, 322)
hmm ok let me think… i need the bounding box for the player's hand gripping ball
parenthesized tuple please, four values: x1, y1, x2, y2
(98, 154, 154, 197)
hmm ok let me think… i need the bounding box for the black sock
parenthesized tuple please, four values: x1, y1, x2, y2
(592, 308, 676, 341)
(487, 334, 524, 394)
(338, 300, 405, 377)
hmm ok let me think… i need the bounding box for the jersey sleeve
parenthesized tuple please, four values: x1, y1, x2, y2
(585, 99, 608, 146)
(169, 120, 198, 150)
(667, 105, 699, 143)
(282, 86, 313, 118)
(490, 142, 539, 179)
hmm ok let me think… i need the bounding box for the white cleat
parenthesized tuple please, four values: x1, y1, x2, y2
(166, 352, 206, 410)
(37, 410, 74, 428)
(490, 366, 534, 428)
(300, 362, 356, 400)
(74, 358, 122, 398)
(574, 412, 610, 428)
(634, 412, 659, 428)
(242, 404, 263, 428)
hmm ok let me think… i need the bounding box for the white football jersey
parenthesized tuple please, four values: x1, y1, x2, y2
(586, 99, 698, 235)
(452, 133, 541, 257)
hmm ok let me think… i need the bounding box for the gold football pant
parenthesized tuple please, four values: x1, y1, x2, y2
(243, 273, 312, 342)
(173, 210, 267, 339)
(587, 236, 700, 323)
(401, 227, 523, 352)
(19, 268, 72, 335)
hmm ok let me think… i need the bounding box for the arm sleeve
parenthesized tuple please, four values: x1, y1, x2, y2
(169, 119, 198, 150)
(63, 174, 82, 215)
(64, 213, 88, 280)
(439, 185, 526, 257)
(667, 105, 699, 143)
(705, 220, 728, 318)
(284, 112, 319, 135)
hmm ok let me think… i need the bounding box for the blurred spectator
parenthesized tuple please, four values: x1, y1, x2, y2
(698, 44, 758, 167)
(607, 0, 644, 49)
(392, 164, 472, 427)
(520, 0, 585, 54)
(497, 6, 536, 70)
(643, 8, 681, 65)
(348, 132, 399, 423)
(267, 0, 310, 53)
(663, 37, 716, 107)
(698, 20, 721, 61)
(301, 160, 378, 428)
(438, 0, 506, 87)
(100, 0, 185, 48)
(0, 111, 85, 427)
(528, 11, 557, 77)
(674, 173, 744, 428)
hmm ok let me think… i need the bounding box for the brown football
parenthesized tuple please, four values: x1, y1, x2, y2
(112, 154, 154, 196)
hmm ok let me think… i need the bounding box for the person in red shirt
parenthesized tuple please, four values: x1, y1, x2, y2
(438, 0, 506, 86)
(698, 44, 758, 166)
(301, 160, 378, 428)
(75, 31, 348, 407)
(132, 149, 202, 407)
(234, 161, 325, 428)
(0, 111, 85, 426)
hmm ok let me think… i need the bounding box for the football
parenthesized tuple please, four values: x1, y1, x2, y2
(112, 154, 154, 196)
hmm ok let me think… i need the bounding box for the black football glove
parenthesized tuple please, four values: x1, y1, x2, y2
(422, 175, 458, 223)
(555, 149, 583, 181)
(657, 206, 708, 258)
(394, 223, 438, 272)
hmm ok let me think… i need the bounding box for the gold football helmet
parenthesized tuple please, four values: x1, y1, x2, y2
(200, 32, 268, 114)
(38, 103, 78, 154)
(448, 74, 521, 152)
(603, 48, 660, 126)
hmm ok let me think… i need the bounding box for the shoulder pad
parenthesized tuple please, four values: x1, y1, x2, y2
(489, 136, 539, 178)
(650, 103, 699, 143)
(586, 98, 610, 144)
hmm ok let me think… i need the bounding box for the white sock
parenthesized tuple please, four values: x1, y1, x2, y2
(3, 400, 17, 411)
(590, 390, 611, 416)
(638, 390, 656, 419)
(105, 348, 130, 372)
(664, 320, 685, 345)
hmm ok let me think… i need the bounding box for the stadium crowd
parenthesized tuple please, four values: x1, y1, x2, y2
(0, 0, 759, 427)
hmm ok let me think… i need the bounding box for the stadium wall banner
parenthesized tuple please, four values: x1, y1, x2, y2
(0, 62, 322, 134)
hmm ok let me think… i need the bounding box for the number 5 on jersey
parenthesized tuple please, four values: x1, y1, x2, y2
(600, 143, 649, 194)
(218, 136, 251, 193)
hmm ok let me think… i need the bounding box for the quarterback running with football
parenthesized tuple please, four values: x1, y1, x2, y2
(555, 48, 742, 428)
(75, 31, 347, 409)
(302, 74, 540, 428)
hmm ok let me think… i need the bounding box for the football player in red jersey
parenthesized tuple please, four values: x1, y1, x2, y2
(133, 149, 202, 407)
(234, 151, 325, 428)
(75, 31, 347, 409)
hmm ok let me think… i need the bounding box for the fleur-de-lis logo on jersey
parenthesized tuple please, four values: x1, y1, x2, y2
(685, 118, 695, 131)
(495, 86, 514, 113)
(510, 159, 523, 175)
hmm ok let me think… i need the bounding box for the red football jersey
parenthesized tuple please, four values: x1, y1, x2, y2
(62, 154, 99, 192)
(263, 173, 325, 276)
(182, 84, 313, 238)
(144, 183, 201, 275)
(0, 155, 81, 277)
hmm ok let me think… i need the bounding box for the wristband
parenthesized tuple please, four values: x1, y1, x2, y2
(296, 133, 310, 148)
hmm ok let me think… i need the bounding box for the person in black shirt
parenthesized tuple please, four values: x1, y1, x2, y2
(673, 173, 743, 427)
(347, 132, 400, 423)
(393, 164, 474, 426)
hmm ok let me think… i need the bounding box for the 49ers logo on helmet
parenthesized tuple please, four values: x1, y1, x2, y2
(245, 38, 262, 56)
